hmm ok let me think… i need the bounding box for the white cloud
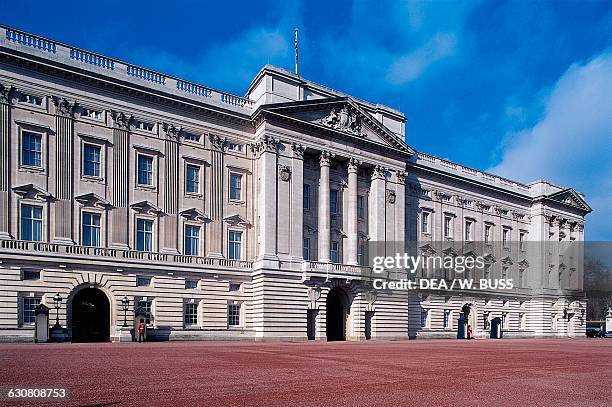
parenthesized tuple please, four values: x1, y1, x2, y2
(386, 32, 457, 84)
(490, 50, 612, 239)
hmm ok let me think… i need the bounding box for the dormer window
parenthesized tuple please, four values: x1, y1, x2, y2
(183, 132, 201, 142)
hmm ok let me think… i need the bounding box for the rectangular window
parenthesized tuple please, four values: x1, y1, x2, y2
(503, 228, 510, 248)
(228, 142, 243, 152)
(82, 212, 101, 247)
(485, 224, 492, 244)
(357, 195, 365, 219)
(20, 93, 42, 106)
(21, 204, 42, 242)
(229, 283, 242, 292)
(22, 270, 41, 280)
(136, 219, 153, 251)
(444, 310, 451, 329)
(83, 144, 101, 177)
(330, 190, 338, 214)
(137, 155, 153, 186)
(303, 238, 310, 260)
(465, 220, 473, 241)
(184, 225, 200, 256)
(358, 244, 366, 266)
(420, 310, 429, 328)
(228, 230, 242, 260)
(136, 276, 151, 287)
(82, 108, 101, 120)
(228, 303, 241, 326)
(183, 132, 201, 142)
(22, 297, 41, 324)
(330, 241, 339, 263)
(421, 212, 430, 234)
(184, 302, 198, 326)
(137, 300, 152, 324)
(444, 216, 453, 238)
(185, 280, 198, 289)
(186, 164, 200, 193)
(229, 174, 242, 201)
(303, 184, 310, 209)
(519, 231, 526, 251)
(135, 120, 154, 131)
(21, 131, 42, 168)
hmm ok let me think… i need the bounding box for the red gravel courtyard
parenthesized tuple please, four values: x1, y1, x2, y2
(1, 339, 610, 406)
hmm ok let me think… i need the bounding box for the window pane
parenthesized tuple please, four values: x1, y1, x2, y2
(23, 297, 41, 324)
(303, 184, 310, 209)
(22, 132, 42, 167)
(330, 190, 338, 213)
(230, 174, 242, 200)
(138, 155, 153, 185)
(136, 219, 153, 251)
(83, 144, 101, 177)
(186, 165, 200, 193)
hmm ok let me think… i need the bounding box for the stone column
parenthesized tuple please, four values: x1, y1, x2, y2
(162, 123, 181, 254)
(207, 133, 226, 258)
(109, 111, 131, 250)
(317, 151, 333, 262)
(0, 84, 13, 239)
(346, 157, 360, 265)
(52, 97, 77, 245)
(254, 135, 279, 260)
(290, 143, 305, 261)
(368, 165, 387, 245)
(395, 170, 406, 254)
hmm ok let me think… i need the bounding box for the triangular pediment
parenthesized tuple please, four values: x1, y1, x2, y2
(12, 184, 52, 201)
(259, 97, 415, 155)
(223, 214, 251, 228)
(419, 243, 436, 256)
(548, 189, 591, 213)
(130, 200, 163, 216)
(75, 192, 112, 208)
(179, 207, 210, 222)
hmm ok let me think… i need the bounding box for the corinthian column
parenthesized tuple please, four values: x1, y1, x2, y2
(0, 83, 13, 239)
(369, 165, 387, 255)
(346, 157, 360, 265)
(317, 151, 333, 262)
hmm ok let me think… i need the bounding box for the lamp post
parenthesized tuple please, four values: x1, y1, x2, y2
(52, 293, 62, 328)
(121, 296, 129, 327)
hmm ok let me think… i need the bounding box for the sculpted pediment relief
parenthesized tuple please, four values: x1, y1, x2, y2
(548, 189, 591, 213)
(259, 98, 415, 155)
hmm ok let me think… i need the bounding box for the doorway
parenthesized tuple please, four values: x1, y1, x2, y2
(71, 288, 110, 342)
(326, 287, 348, 341)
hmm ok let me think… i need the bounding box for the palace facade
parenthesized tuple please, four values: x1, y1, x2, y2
(0, 26, 591, 342)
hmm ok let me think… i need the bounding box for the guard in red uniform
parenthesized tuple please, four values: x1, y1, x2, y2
(137, 321, 146, 342)
(467, 324, 473, 339)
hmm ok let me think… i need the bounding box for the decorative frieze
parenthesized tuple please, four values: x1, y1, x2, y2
(371, 164, 387, 180)
(162, 122, 182, 140)
(0, 83, 14, 104)
(317, 106, 363, 136)
(291, 142, 305, 159)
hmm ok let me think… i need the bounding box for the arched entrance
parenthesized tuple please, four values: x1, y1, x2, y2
(326, 287, 349, 341)
(71, 288, 110, 342)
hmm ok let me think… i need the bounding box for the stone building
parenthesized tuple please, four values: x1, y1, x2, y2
(0, 26, 591, 342)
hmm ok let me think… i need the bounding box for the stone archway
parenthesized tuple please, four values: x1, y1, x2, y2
(326, 287, 350, 341)
(71, 287, 111, 342)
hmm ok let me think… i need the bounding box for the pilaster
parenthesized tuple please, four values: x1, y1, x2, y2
(162, 123, 181, 254)
(0, 83, 13, 239)
(52, 97, 77, 245)
(109, 110, 131, 250)
(346, 157, 360, 265)
(207, 133, 226, 257)
(254, 135, 278, 260)
(290, 143, 305, 261)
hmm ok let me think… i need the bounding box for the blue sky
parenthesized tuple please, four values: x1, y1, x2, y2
(2, 0, 611, 239)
